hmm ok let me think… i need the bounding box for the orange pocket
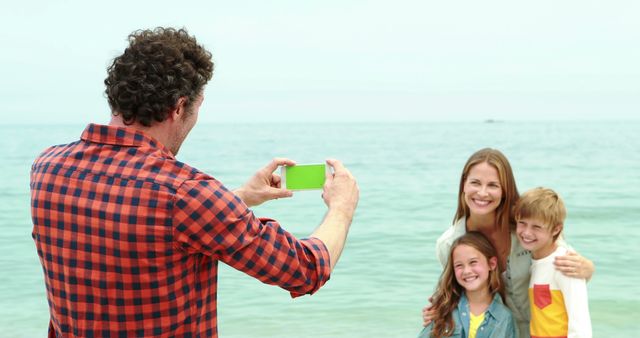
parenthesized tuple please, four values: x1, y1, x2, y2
(533, 284, 552, 309)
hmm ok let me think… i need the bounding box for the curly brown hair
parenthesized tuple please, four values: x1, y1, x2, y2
(105, 27, 214, 127)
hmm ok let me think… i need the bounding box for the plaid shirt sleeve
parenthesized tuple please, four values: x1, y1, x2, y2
(172, 178, 331, 297)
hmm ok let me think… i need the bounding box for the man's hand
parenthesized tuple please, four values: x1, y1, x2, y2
(309, 159, 359, 270)
(234, 158, 296, 208)
(322, 159, 359, 217)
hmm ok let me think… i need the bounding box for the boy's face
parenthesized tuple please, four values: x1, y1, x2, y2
(516, 217, 561, 259)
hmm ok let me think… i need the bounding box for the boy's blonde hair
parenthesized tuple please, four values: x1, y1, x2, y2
(514, 187, 566, 240)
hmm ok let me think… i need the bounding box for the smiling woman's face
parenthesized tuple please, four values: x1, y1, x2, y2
(463, 162, 503, 217)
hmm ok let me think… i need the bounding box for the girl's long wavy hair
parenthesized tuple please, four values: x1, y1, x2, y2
(454, 148, 519, 233)
(429, 232, 504, 337)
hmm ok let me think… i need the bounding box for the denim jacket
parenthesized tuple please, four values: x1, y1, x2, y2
(436, 217, 531, 337)
(418, 293, 517, 338)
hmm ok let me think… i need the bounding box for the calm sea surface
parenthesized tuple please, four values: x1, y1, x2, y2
(1, 121, 638, 336)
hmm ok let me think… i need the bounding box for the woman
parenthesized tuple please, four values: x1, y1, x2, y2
(423, 148, 594, 337)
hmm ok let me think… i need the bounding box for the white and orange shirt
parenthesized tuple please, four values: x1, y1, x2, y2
(529, 245, 592, 338)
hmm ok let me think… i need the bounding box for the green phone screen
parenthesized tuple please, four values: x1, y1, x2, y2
(285, 164, 326, 190)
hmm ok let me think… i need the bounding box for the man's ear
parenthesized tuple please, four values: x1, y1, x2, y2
(168, 97, 188, 121)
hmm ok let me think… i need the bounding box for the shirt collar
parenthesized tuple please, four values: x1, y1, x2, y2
(485, 293, 506, 320)
(457, 292, 505, 321)
(80, 123, 174, 158)
(453, 216, 467, 236)
(458, 292, 470, 309)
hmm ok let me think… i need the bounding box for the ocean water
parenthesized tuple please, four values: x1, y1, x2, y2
(0, 121, 638, 337)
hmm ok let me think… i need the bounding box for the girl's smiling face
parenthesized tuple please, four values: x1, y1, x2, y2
(452, 244, 497, 294)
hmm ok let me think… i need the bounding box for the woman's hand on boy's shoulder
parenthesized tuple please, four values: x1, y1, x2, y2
(554, 251, 595, 281)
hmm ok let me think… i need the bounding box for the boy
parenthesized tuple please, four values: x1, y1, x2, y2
(515, 187, 592, 338)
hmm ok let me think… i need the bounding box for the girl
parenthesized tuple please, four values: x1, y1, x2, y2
(419, 232, 516, 338)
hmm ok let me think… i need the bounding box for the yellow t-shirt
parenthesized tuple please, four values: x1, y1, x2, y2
(469, 311, 485, 338)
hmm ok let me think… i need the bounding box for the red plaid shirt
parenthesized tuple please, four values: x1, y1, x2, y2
(31, 124, 331, 337)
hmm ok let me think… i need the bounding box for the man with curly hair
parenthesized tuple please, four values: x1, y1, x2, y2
(31, 27, 359, 337)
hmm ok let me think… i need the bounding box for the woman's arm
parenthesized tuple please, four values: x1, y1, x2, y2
(554, 251, 595, 281)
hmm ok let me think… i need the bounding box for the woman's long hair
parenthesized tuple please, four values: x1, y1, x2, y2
(453, 148, 519, 233)
(429, 232, 504, 337)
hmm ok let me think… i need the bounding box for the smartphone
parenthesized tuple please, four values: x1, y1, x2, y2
(281, 163, 327, 190)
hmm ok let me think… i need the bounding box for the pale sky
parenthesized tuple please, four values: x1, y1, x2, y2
(1, 0, 638, 124)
